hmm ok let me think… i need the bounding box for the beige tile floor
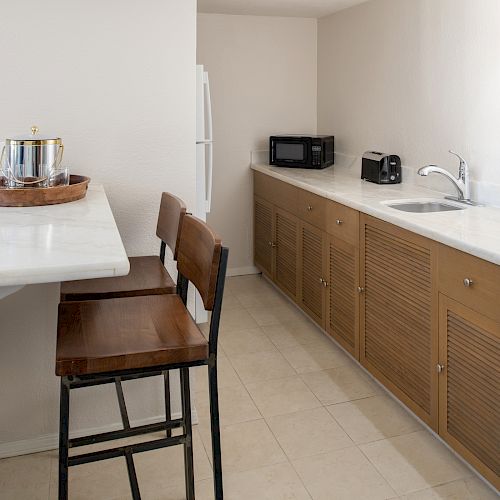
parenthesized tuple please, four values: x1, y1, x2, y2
(1, 275, 498, 500)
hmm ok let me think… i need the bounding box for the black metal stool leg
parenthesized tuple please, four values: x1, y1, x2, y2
(125, 449, 141, 500)
(58, 377, 70, 500)
(163, 371, 172, 438)
(114, 378, 131, 429)
(115, 378, 142, 499)
(180, 367, 195, 500)
(208, 359, 223, 500)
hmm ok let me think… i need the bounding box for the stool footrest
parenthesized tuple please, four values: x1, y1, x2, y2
(69, 419, 183, 448)
(69, 434, 187, 467)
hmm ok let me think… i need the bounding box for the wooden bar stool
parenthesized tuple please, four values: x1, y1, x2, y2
(60, 192, 186, 439)
(55, 215, 228, 500)
(60, 192, 186, 302)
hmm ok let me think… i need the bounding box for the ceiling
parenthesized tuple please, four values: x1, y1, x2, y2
(197, 0, 370, 19)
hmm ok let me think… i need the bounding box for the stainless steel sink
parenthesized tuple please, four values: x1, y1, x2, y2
(387, 201, 466, 213)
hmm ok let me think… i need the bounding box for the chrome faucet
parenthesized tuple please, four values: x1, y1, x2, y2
(418, 150, 476, 204)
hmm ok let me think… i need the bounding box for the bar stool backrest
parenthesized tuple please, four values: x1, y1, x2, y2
(176, 215, 223, 311)
(156, 192, 187, 260)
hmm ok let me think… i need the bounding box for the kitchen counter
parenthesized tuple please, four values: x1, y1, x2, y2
(252, 157, 500, 265)
(0, 183, 130, 289)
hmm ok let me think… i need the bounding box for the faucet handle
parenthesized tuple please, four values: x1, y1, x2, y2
(449, 150, 468, 168)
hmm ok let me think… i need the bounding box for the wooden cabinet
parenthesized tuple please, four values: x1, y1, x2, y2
(254, 171, 299, 215)
(254, 172, 359, 339)
(438, 245, 500, 323)
(253, 196, 300, 301)
(299, 222, 327, 326)
(254, 170, 500, 485)
(274, 208, 300, 301)
(327, 236, 359, 358)
(254, 196, 274, 278)
(438, 296, 499, 489)
(360, 214, 438, 428)
(326, 200, 359, 246)
(298, 190, 327, 231)
(437, 246, 500, 490)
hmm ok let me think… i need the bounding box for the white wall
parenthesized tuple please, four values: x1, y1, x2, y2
(318, 0, 500, 201)
(0, 0, 196, 453)
(197, 14, 318, 273)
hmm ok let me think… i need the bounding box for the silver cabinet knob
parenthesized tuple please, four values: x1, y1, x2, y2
(436, 363, 446, 373)
(269, 241, 276, 248)
(307, 205, 313, 211)
(463, 278, 474, 287)
(357, 286, 365, 293)
(336, 219, 344, 225)
(323, 280, 328, 288)
(319, 277, 324, 284)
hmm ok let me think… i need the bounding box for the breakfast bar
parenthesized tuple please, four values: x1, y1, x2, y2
(0, 184, 130, 457)
(0, 183, 130, 295)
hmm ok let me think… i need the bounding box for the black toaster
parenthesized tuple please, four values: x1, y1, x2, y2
(361, 151, 402, 184)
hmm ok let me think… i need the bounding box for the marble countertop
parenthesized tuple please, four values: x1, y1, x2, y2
(252, 157, 500, 265)
(0, 184, 130, 287)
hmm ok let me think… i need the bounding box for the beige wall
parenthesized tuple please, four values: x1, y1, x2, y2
(318, 0, 500, 197)
(197, 14, 318, 273)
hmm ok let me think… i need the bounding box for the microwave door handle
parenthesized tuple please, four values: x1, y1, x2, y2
(203, 71, 214, 213)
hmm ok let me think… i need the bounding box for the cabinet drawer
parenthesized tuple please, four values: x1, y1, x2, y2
(438, 245, 500, 322)
(327, 201, 359, 245)
(297, 190, 327, 230)
(254, 171, 298, 215)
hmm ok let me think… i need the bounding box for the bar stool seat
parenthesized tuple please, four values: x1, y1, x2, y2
(56, 294, 208, 376)
(60, 256, 176, 302)
(60, 192, 186, 303)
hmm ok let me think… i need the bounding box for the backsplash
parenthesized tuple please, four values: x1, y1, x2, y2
(251, 150, 500, 208)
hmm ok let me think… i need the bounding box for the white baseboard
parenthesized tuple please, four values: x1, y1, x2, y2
(226, 266, 260, 277)
(0, 409, 198, 459)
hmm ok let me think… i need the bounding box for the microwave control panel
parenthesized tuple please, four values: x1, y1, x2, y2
(311, 145, 322, 166)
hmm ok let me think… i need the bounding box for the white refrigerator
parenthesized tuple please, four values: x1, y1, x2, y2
(195, 64, 213, 322)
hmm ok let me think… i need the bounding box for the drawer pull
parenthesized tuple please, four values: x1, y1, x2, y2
(307, 205, 313, 211)
(463, 278, 474, 288)
(323, 280, 328, 288)
(357, 287, 365, 293)
(269, 241, 276, 248)
(319, 277, 324, 284)
(436, 363, 446, 374)
(336, 219, 344, 225)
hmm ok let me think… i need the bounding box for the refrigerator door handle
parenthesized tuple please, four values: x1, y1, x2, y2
(203, 71, 214, 213)
(196, 139, 213, 144)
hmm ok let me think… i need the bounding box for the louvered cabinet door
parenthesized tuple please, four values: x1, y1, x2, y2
(254, 196, 274, 278)
(274, 207, 299, 301)
(360, 215, 438, 428)
(439, 296, 500, 489)
(327, 236, 359, 358)
(299, 222, 326, 326)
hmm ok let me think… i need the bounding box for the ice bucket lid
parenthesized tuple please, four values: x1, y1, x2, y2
(6, 126, 62, 146)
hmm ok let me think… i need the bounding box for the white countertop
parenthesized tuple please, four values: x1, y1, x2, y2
(0, 184, 130, 287)
(252, 157, 500, 265)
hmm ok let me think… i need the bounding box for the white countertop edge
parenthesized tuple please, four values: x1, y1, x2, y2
(0, 261, 131, 288)
(0, 183, 131, 287)
(252, 163, 500, 266)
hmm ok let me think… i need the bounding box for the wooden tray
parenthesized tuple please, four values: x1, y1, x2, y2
(0, 175, 90, 207)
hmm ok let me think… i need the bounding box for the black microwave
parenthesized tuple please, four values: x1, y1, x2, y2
(269, 135, 335, 169)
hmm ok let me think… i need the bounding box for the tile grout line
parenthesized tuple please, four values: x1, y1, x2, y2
(222, 288, 318, 497)
(228, 278, 399, 497)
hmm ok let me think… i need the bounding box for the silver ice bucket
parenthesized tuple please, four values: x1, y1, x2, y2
(0, 126, 64, 188)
